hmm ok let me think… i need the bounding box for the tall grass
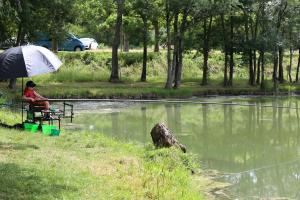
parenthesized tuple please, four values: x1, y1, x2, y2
(29, 50, 299, 85)
(0, 108, 21, 125)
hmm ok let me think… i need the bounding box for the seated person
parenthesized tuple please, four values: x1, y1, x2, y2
(23, 80, 50, 110)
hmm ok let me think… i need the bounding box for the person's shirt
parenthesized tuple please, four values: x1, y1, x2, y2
(24, 87, 37, 99)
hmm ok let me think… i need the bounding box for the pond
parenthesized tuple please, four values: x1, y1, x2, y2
(38, 97, 300, 198)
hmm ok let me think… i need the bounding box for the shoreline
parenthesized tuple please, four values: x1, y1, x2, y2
(1, 81, 300, 101)
(42, 92, 300, 100)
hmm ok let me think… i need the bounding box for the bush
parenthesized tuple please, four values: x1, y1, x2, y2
(120, 52, 159, 66)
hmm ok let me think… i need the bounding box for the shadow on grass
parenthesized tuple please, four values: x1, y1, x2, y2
(0, 163, 77, 200)
(0, 142, 39, 150)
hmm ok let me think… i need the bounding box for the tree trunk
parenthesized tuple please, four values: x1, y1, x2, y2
(9, 22, 24, 90)
(260, 50, 265, 89)
(174, 8, 188, 89)
(165, 0, 173, 89)
(220, 14, 228, 86)
(272, 50, 278, 82)
(110, 0, 124, 82)
(141, 16, 148, 82)
(15, 24, 23, 46)
(51, 36, 58, 53)
(275, 1, 287, 84)
(288, 47, 293, 83)
(256, 54, 261, 85)
(174, 36, 183, 89)
(153, 19, 160, 52)
(272, 50, 278, 90)
(202, 16, 213, 86)
(224, 52, 229, 86)
(15, 0, 23, 46)
(202, 18, 208, 86)
(228, 16, 234, 86)
(123, 33, 129, 52)
(296, 49, 300, 82)
(172, 13, 179, 87)
(229, 51, 234, 86)
(258, 1, 266, 87)
(278, 47, 284, 83)
(244, 12, 254, 86)
(8, 78, 17, 89)
(248, 49, 254, 85)
(253, 50, 257, 84)
(120, 23, 123, 52)
(252, 11, 259, 85)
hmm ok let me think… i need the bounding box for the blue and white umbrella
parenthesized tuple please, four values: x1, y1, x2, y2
(0, 45, 62, 124)
(0, 45, 62, 78)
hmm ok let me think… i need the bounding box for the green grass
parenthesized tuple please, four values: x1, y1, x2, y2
(1, 50, 300, 99)
(1, 49, 299, 85)
(38, 50, 299, 83)
(0, 126, 206, 200)
(2, 79, 300, 101)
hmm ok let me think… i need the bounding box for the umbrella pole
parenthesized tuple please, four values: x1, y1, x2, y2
(21, 78, 23, 124)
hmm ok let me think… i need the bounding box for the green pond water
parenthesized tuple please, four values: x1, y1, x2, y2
(68, 97, 300, 199)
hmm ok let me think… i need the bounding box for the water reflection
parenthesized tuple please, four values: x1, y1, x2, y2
(72, 98, 300, 198)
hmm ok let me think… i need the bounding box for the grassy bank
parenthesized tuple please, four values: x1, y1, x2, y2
(1, 50, 300, 99)
(0, 127, 208, 200)
(1, 79, 299, 101)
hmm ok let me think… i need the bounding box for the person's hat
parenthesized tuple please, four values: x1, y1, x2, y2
(26, 81, 36, 88)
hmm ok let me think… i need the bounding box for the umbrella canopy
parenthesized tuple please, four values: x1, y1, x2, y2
(0, 45, 62, 78)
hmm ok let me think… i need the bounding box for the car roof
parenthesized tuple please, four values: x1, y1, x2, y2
(80, 38, 96, 41)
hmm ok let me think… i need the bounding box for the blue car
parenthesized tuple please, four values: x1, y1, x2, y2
(34, 33, 85, 51)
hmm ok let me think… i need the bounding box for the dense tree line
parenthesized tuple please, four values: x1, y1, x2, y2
(0, 0, 78, 52)
(0, 0, 300, 89)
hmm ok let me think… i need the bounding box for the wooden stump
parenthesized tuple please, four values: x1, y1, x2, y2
(150, 123, 186, 153)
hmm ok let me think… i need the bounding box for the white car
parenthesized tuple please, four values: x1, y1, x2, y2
(79, 38, 98, 50)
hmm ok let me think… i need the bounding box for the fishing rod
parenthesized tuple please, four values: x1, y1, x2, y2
(209, 157, 300, 180)
(25, 98, 300, 110)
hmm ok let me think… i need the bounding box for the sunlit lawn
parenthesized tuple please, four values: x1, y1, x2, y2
(0, 128, 204, 200)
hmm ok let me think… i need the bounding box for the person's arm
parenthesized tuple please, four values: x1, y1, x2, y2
(33, 91, 48, 100)
(22, 95, 35, 102)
